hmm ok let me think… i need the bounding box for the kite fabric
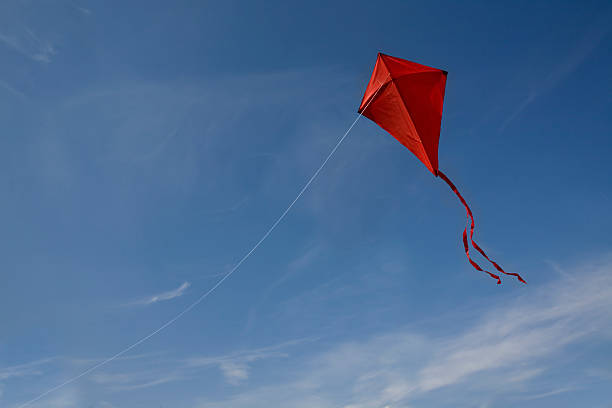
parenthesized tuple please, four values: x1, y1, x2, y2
(359, 53, 525, 284)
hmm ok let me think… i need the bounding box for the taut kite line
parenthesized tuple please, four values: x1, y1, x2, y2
(359, 53, 525, 284)
(16, 62, 390, 408)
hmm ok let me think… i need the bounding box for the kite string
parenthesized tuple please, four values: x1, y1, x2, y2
(16, 76, 390, 408)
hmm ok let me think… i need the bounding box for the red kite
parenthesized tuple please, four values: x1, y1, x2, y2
(359, 53, 525, 284)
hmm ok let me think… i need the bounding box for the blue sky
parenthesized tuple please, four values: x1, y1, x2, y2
(1, 1, 611, 407)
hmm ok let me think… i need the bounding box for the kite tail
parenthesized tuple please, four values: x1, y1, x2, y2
(437, 170, 526, 284)
(462, 227, 501, 284)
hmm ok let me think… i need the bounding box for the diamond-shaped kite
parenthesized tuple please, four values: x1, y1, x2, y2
(359, 53, 525, 284)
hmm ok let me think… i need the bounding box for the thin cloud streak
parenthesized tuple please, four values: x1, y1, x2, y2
(0, 29, 55, 63)
(183, 338, 315, 385)
(499, 17, 610, 133)
(130, 282, 191, 306)
(0, 80, 27, 101)
(196, 255, 612, 408)
(91, 371, 183, 391)
(0, 358, 59, 382)
(86, 338, 313, 391)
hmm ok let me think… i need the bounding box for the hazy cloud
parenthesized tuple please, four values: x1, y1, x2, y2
(196, 255, 612, 407)
(131, 282, 191, 306)
(0, 358, 56, 381)
(0, 80, 27, 101)
(499, 17, 610, 132)
(87, 338, 311, 392)
(0, 28, 55, 63)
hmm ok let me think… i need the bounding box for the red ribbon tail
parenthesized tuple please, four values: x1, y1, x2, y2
(438, 170, 524, 284)
(463, 228, 501, 284)
(471, 240, 526, 284)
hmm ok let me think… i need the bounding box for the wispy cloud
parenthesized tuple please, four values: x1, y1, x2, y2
(0, 28, 55, 63)
(87, 338, 311, 392)
(68, 352, 166, 367)
(195, 255, 612, 407)
(130, 282, 191, 306)
(0, 358, 57, 381)
(184, 338, 312, 385)
(91, 371, 183, 391)
(499, 16, 610, 133)
(18, 387, 78, 408)
(69, 2, 92, 15)
(0, 80, 27, 101)
(521, 386, 579, 401)
(6, 260, 612, 406)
